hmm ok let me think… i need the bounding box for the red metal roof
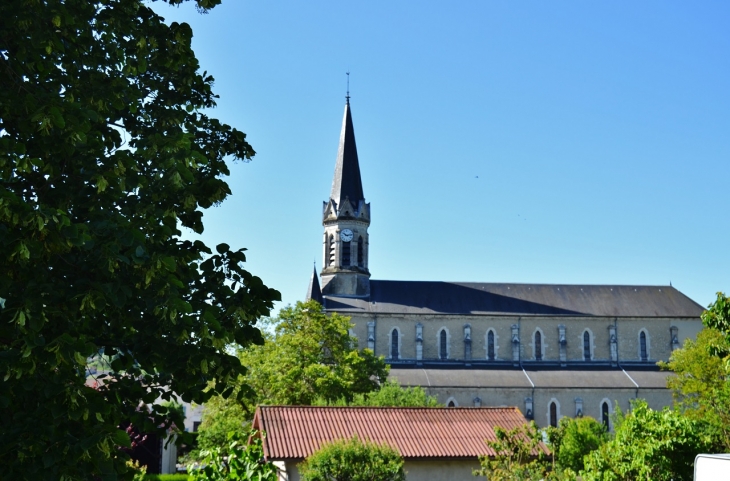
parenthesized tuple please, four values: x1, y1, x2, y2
(253, 405, 545, 460)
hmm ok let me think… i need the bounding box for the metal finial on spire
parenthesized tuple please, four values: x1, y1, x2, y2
(346, 71, 350, 103)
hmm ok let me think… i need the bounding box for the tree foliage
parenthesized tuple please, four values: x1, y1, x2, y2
(238, 300, 389, 412)
(581, 400, 714, 481)
(298, 436, 405, 481)
(701, 293, 730, 342)
(313, 380, 441, 407)
(474, 421, 553, 481)
(189, 431, 277, 481)
(660, 292, 730, 451)
(0, 0, 279, 478)
(194, 395, 250, 457)
(547, 416, 608, 474)
(661, 327, 730, 450)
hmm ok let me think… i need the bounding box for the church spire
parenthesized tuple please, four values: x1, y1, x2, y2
(329, 101, 364, 207)
(320, 98, 371, 299)
(305, 264, 323, 304)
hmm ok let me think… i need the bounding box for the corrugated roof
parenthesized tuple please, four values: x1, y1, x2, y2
(253, 405, 544, 460)
(324, 281, 703, 317)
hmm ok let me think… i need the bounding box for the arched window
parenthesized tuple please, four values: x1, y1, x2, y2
(535, 331, 542, 361)
(447, 399, 456, 408)
(390, 329, 399, 360)
(549, 401, 557, 427)
(602, 402, 610, 429)
(357, 236, 364, 267)
(583, 331, 591, 361)
(640, 331, 648, 361)
(439, 329, 448, 360)
(341, 241, 351, 267)
(328, 235, 335, 267)
(487, 330, 495, 361)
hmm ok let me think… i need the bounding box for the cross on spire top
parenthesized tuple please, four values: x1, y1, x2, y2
(346, 71, 350, 103)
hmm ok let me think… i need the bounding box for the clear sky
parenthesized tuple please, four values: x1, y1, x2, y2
(153, 0, 729, 313)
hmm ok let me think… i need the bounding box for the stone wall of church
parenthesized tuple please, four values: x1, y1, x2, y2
(347, 313, 701, 364)
(419, 386, 673, 430)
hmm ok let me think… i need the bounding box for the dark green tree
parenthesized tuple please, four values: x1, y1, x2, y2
(0, 0, 279, 479)
(299, 436, 406, 481)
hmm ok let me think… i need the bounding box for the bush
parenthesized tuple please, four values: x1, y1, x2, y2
(144, 475, 191, 481)
(547, 416, 608, 473)
(188, 430, 277, 481)
(299, 435, 405, 481)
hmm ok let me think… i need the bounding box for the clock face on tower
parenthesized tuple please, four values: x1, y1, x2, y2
(340, 229, 354, 242)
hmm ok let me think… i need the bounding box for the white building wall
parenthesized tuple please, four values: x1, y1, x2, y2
(279, 459, 481, 481)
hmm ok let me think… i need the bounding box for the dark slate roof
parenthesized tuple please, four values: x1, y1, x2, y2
(305, 265, 323, 304)
(324, 281, 703, 317)
(329, 100, 364, 206)
(389, 368, 673, 390)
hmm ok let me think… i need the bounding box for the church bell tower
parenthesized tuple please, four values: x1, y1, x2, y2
(320, 98, 371, 297)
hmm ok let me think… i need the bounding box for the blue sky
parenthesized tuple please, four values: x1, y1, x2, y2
(153, 0, 729, 312)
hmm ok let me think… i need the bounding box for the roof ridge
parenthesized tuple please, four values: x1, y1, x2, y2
(369, 279, 677, 288)
(260, 405, 519, 410)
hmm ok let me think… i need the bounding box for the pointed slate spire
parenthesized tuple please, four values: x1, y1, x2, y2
(330, 100, 364, 207)
(305, 264, 323, 304)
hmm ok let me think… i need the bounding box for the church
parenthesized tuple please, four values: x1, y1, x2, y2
(305, 98, 704, 429)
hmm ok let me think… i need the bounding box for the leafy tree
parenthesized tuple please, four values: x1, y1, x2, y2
(189, 431, 277, 481)
(313, 380, 441, 407)
(581, 400, 714, 481)
(238, 300, 389, 411)
(474, 421, 553, 481)
(194, 395, 250, 457)
(0, 0, 279, 478)
(547, 416, 608, 474)
(660, 327, 730, 450)
(298, 435, 406, 481)
(701, 293, 730, 341)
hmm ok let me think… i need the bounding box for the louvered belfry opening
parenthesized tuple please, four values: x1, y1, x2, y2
(535, 331, 542, 361)
(583, 331, 591, 361)
(357, 236, 364, 267)
(328, 235, 335, 267)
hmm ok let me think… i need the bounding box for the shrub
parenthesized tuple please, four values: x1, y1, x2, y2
(188, 430, 277, 481)
(144, 474, 191, 481)
(299, 435, 405, 481)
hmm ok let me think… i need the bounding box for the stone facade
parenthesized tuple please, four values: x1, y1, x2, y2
(349, 313, 701, 366)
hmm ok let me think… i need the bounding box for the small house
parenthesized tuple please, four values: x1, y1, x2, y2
(252, 405, 547, 481)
